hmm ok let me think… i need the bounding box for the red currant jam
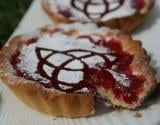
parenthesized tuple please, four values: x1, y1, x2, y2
(10, 36, 146, 104)
(58, 9, 72, 18)
(132, 0, 146, 10)
(25, 38, 38, 46)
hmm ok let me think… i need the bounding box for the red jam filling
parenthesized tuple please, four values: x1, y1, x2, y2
(132, 0, 146, 10)
(58, 0, 145, 20)
(58, 9, 72, 18)
(10, 35, 146, 104)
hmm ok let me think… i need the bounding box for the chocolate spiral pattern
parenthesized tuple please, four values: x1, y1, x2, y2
(35, 36, 109, 93)
(71, 0, 125, 20)
(11, 34, 146, 103)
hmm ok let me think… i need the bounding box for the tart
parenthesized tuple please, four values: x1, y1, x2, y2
(0, 23, 156, 117)
(41, 0, 154, 32)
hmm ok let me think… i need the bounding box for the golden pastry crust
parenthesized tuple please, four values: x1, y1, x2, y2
(0, 25, 156, 117)
(0, 35, 95, 118)
(41, 0, 154, 32)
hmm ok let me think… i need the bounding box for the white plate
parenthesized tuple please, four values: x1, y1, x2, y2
(0, 0, 160, 125)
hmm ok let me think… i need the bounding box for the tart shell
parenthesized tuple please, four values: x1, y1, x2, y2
(0, 36, 95, 117)
(41, 0, 154, 32)
(0, 26, 157, 117)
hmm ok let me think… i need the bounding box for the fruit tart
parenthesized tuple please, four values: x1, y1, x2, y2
(0, 23, 156, 117)
(42, 0, 154, 32)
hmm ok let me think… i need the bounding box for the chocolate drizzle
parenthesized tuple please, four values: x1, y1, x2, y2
(35, 35, 112, 93)
(35, 47, 99, 93)
(11, 35, 146, 104)
(71, 0, 125, 20)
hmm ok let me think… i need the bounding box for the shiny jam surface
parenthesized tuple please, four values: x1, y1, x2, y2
(58, 9, 72, 18)
(11, 35, 146, 104)
(132, 0, 145, 10)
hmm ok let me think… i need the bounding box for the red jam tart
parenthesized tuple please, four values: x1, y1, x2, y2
(42, 0, 154, 32)
(0, 23, 156, 117)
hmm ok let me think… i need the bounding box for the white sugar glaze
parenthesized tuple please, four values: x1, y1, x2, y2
(15, 23, 129, 91)
(45, 0, 151, 21)
(17, 23, 109, 85)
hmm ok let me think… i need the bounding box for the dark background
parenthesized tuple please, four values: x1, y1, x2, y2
(0, 0, 32, 47)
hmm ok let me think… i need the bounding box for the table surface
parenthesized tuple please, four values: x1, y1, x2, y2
(0, 0, 160, 125)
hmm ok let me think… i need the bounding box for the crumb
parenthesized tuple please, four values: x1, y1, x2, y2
(53, 118, 57, 120)
(134, 112, 142, 118)
(114, 107, 123, 113)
